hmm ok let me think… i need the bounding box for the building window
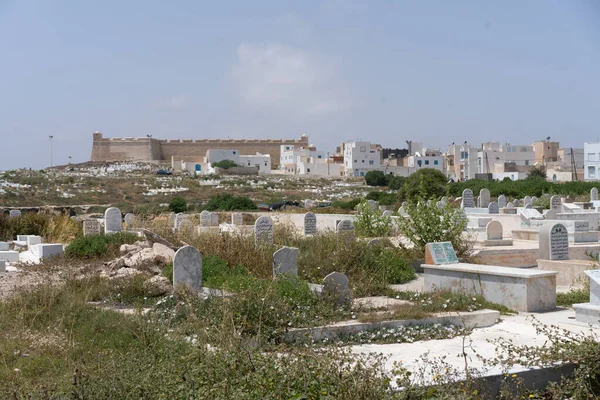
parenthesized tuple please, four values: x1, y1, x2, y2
(525, 160, 529, 166)
(362, 160, 365, 163)
(417, 160, 422, 167)
(589, 166, 596, 178)
(360, 171, 365, 176)
(307, 168, 310, 173)
(233, 151, 237, 155)
(354, 160, 357, 163)
(318, 155, 322, 158)
(434, 160, 439, 165)
(589, 153, 597, 161)
(369, 160, 374, 165)
(264, 162, 267, 166)
(425, 160, 429, 165)
(360, 146, 366, 152)
(247, 162, 251, 166)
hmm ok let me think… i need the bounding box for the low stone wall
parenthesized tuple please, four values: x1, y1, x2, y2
(537, 259, 595, 286)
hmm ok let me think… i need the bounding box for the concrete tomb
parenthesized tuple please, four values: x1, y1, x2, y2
(0, 242, 8, 251)
(461, 189, 474, 208)
(104, 207, 122, 233)
(322, 272, 351, 306)
(479, 189, 491, 208)
(210, 212, 219, 226)
(173, 245, 203, 291)
(254, 216, 274, 245)
(423, 263, 557, 312)
(304, 212, 317, 236)
(83, 220, 101, 236)
(0, 251, 19, 262)
(26, 236, 42, 248)
(550, 195, 562, 211)
(497, 195, 507, 208)
(9, 210, 21, 218)
(30, 244, 63, 260)
(199, 211, 211, 227)
(574, 270, 600, 325)
(488, 201, 499, 214)
(273, 246, 299, 277)
(425, 242, 459, 265)
(124, 213, 136, 226)
(0, 260, 5, 273)
(231, 212, 243, 226)
(591, 188, 599, 201)
(539, 223, 569, 261)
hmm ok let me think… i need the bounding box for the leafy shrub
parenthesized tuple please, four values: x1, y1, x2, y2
(365, 191, 397, 205)
(354, 200, 394, 237)
(65, 232, 139, 259)
(204, 193, 257, 211)
(387, 175, 406, 190)
(364, 170, 387, 186)
(331, 199, 361, 210)
(398, 169, 448, 200)
(0, 212, 81, 243)
(162, 262, 173, 283)
(168, 196, 187, 213)
(211, 159, 239, 169)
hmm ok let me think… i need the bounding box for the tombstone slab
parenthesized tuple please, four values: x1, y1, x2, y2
(539, 223, 569, 261)
(173, 246, 202, 291)
(461, 189, 474, 208)
(178, 219, 195, 234)
(479, 189, 491, 208)
(124, 213, 136, 226)
(367, 239, 382, 247)
(425, 242, 459, 265)
(487, 201, 499, 214)
(497, 195, 507, 208)
(9, 210, 21, 218)
(210, 212, 219, 226)
(304, 212, 317, 236)
(104, 207, 122, 233)
(231, 212, 243, 226)
(550, 195, 562, 211)
(591, 188, 599, 202)
(273, 246, 299, 277)
(199, 211, 211, 227)
(336, 220, 354, 238)
(322, 272, 351, 306)
(486, 221, 503, 241)
(254, 216, 274, 246)
(83, 220, 101, 236)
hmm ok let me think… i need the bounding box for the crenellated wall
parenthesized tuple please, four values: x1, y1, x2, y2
(90, 132, 308, 168)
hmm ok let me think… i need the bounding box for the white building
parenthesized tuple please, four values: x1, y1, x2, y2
(446, 143, 478, 181)
(407, 147, 444, 173)
(206, 149, 241, 165)
(279, 145, 341, 177)
(477, 143, 535, 175)
(239, 153, 271, 174)
(343, 141, 382, 177)
(584, 142, 600, 181)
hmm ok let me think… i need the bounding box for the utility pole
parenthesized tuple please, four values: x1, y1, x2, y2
(49, 135, 54, 167)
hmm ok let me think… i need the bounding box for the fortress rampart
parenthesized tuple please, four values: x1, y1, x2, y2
(90, 132, 309, 168)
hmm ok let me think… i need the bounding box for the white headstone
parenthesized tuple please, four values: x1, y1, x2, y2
(550, 195, 562, 211)
(104, 207, 122, 233)
(231, 212, 243, 226)
(254, 216, 274, 245)
(497, 195, 507, 208)
(124, 213, 136, 226)
(177, 219, 195, 234)
(273, 246, 299, 277)
(322, 272, 351, 306)
(488, 201, 499, 214)
(513, 199, 521, 207)
(0, 242, 8, 251)
(539, 223, 569, 261)
(173, 246, 202, 291)
(585, 270, 600, 305)
(382, 210, 393, 217)
(479, 189, 491, 208)
(486, 221, 503, 240)
(506, 202, 514, 208)
(83, 220, 101, 236)
(9, 210, 21, 218)
(199, 211, 211, 227)
(461, 189, 474, 208)
(591, 188, 599, 201)
(524, 196, 532, 206)
(336, 220, 354, 236)
(398, 206, 407, 217)
(168, 213, 176, 228)
(304, 212, 317, 236)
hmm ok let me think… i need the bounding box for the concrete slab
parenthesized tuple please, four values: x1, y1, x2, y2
(352, 297, 412, 309)
(351, 309, 600, 385)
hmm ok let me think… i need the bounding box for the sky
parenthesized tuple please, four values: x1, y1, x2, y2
(0, 0, 599, 170)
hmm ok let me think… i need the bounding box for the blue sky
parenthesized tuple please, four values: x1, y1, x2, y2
(1, 0, 599, 170)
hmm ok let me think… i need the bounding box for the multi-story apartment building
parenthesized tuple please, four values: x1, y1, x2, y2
(445, 143, 478, 181)
(342, 141, 382, 177)
(584, 142, 600, 181)
(533, 140, 560, 165)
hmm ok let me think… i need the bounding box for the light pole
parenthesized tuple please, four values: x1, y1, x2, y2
(49, 135, 54, 167)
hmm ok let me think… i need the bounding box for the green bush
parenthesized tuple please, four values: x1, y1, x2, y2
(364, 170, 387, 186)
(65, 232, 139, 259)
(398, 169, 448, 200)
(331, 199, 361, 210)
(162, 262, 173, 283)
(168, 196, 187, 213)
(211, 159, 239, 169)
(365, 191, 397, 205)
(204, 193, 257, 211)
(354, 200, 394, 237)
(387, 175, 405, 190)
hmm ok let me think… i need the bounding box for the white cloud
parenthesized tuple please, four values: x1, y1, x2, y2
(231, 43, 351, 118)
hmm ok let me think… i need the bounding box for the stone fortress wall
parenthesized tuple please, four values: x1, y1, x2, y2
(90, 132, 309, 168)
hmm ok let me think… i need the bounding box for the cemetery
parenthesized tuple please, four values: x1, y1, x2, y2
(1, 179, 600, 398)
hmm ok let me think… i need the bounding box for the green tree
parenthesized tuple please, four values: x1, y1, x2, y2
(353, 200, 394, 237)
(396, 198, 471, 257)
(364, 170, 387, 186)
(212, 159, 239, 169)
(399, 169, 447, 200)
(168, 196, 187, 213)
(527, 165, 547, 180)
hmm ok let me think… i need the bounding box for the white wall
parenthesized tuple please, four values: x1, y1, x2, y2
(206, 149, 241, 164)
(584, 142, 600, 181)
(239, 154, 271, 174)
(343, 141, 382, 176)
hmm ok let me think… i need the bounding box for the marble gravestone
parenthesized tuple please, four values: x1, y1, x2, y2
(273, 246, 299, 278)
(461, 189, 474, 208)
(425, 242, 459, 265)
(231, 212, 243, 226)
(322, 272, 351, 306)
(591, 188, 599, 201)
(124, 213, 136, 226)
(479, 189, 491, 208)
(168, 213, 176, 228)
(550, 195, 562, 211)
(175, 213, 189, 229)
(173, 246, 202, 291)
(488, 201, 499, 214)
(178, 219, 195, 234)
(524, 204, 532, 209)
(506, 202, 514, 208)
(254, 216, 274, 245)
(83, 220, 100, 236)
(524, 196, 532, 206)
(104, 207, 122, 233)
(210, 212, 219, 226)
(9, 210, 21, 218)
(486, 221, 503, 240)
(382, 210, 393, 217)
(304, 212, 317, 236)
(513, 199, 521, 207)
(336, 220, 354, 238)
(199, 211, 211, 227)
(539, 223, 569, 261)
(497, 195, 507, 208)
(574, 270, 600, 325)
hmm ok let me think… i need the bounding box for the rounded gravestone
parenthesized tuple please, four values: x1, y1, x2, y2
(9, 210, 22, 218)
(168, 213, 176, 228)
(550, 195, 562, 211)
(323, 272, 351, 306)
(539, 223, 569, 261)
(173, 246, 203, 291)
(124, 213, 136, 226)
(104, 207, 122, 233)
(232, 212, 243, 226)
(487, 201, 499, 214)
(382, 210, 393, 217)
(304, 212, 317, 236)
(273, 246, 299, 277)
(178, 219, 195, 235)
(591, 187, 598, 201)
(199, 210, 211, 227)
(497, 194, 507, 209)
(486, 221, 503, 240)
(479, 189, 491, 208)
(461, 189, 474, 208)
(254, 216, 274, 245)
